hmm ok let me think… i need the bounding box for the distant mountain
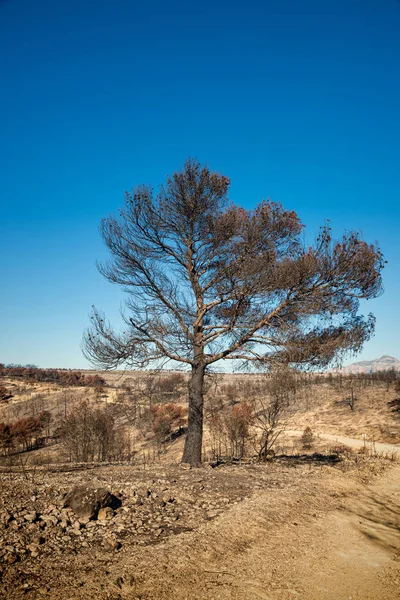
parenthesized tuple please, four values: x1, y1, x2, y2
(338, 355, 400, 374)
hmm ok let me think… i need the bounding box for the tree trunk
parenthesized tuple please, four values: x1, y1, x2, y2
(182, 361, 205, 467)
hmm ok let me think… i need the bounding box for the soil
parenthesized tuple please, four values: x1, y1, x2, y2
(1, 439, 399, 600)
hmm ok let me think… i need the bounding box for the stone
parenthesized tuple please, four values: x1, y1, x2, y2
(64, 483, 121, 520)
(42, 515, 58, 527)
(27, 543, 40, 558)
(24, 512, 38, 523)
(98, 507, 114, 521)
(162, 493, 175, 504)
(104, 537, 121, 551)
(5, 551, 18, 564)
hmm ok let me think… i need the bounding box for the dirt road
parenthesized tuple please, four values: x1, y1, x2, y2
(287, 429, 400, 455)
(279, 461, 400, 600)
(117, 438, 400, 600)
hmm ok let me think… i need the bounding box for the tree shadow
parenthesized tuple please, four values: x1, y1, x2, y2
(208, 452, 342, 468)
(344, 491, 400, 553)
(274, 452, 342, 466)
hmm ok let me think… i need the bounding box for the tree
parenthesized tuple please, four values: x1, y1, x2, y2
(301, 426, 314, 450)
(224, 401, 253, 458)
(0, 385, 12, 402)
(83, 159, 384, 467)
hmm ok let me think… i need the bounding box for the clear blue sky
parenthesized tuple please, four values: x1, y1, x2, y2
(1, 0, 399, 369)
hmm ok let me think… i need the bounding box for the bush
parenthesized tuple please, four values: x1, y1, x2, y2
(1, 365, 106, 388)
(224, 401, 253, 458)
(0, 385, 12, 402)
(0, 411, 51, 453)
(150, 403, 185, 446)
(301, 426, 314, 449)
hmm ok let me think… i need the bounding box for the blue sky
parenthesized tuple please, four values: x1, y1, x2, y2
(1, 0, 399, 369)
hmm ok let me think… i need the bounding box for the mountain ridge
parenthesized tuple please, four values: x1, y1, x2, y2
(337, 355, 400, 374)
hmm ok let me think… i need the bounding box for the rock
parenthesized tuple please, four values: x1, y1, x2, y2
(64, 483, 121, 520)
(98, 507, 114, 521)
(27, 543, 40, 558)
(42, 515, 58, 527)
(0, 510, 13, 524)
(34, 536, 46, 545)
(24, 512, 38, 523)
(180, 463, 191, 470)
(4, 551, 18, 564)
(104, 537, 121, 551)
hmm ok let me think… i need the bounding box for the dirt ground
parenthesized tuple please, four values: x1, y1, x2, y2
(1, 441, 399, 600)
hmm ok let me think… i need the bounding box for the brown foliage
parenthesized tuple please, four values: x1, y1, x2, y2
(224, 401, 253, 458)
(301, 426, 314, 449)
(0, 411, 51, 453)
(2, 366, 106, 388)
(150, 403, 185, 446)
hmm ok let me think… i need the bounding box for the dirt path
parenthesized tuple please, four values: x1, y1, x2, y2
(114, 452, 400, 599)
(281, 463, 400, 600)
(286, 429, 400, 455)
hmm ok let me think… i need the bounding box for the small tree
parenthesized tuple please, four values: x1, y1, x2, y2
(83, 159, 384, 466)
(0, 385, 12, 402)
(345, 375, 360, 411)
(60, 401, 128, 463)
(224, 401, 253, 458)
(0, 423, 13, 455)
(301, 426, 314, 450)
(253, 396, 286, 460)
(150, 403, 185, 448)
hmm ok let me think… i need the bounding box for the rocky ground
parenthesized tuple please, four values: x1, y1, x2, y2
(1, 447, 398, 600)
(0, 459, 306, 598)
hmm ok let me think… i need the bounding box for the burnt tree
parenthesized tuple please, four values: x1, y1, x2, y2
(83, 159, 384, 467)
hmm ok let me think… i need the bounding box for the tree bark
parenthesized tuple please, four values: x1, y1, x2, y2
(182, 361, 206, 467)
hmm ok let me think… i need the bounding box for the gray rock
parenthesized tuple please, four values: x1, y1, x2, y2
(64, 483, 120, 520)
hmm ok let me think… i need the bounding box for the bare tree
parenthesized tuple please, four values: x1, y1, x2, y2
(252, 368, 296, 459)
(345, 374, 360, 411)
(253, 395, 286, 460)
(83, 159, 384, 467)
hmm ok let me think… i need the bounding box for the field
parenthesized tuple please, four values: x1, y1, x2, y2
(0, 368, 399, 599)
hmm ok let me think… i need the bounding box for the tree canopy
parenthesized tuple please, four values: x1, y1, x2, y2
(83, 159, 384, 465)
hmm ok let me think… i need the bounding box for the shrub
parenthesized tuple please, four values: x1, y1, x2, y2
(0, 423, 13, 454)
(301, 426, 314, 449)
(224, 401, 253, 458)
(0, 385, 12, 402)
(150, 403, 185, 446)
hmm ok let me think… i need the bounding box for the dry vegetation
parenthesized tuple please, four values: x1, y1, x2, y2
(1, 365, 400, 468)
(0, 365, 399, 599)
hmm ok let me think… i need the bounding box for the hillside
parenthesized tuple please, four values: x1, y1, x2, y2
(338, 355, 400, 374)
(0, 368, 399, 599)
